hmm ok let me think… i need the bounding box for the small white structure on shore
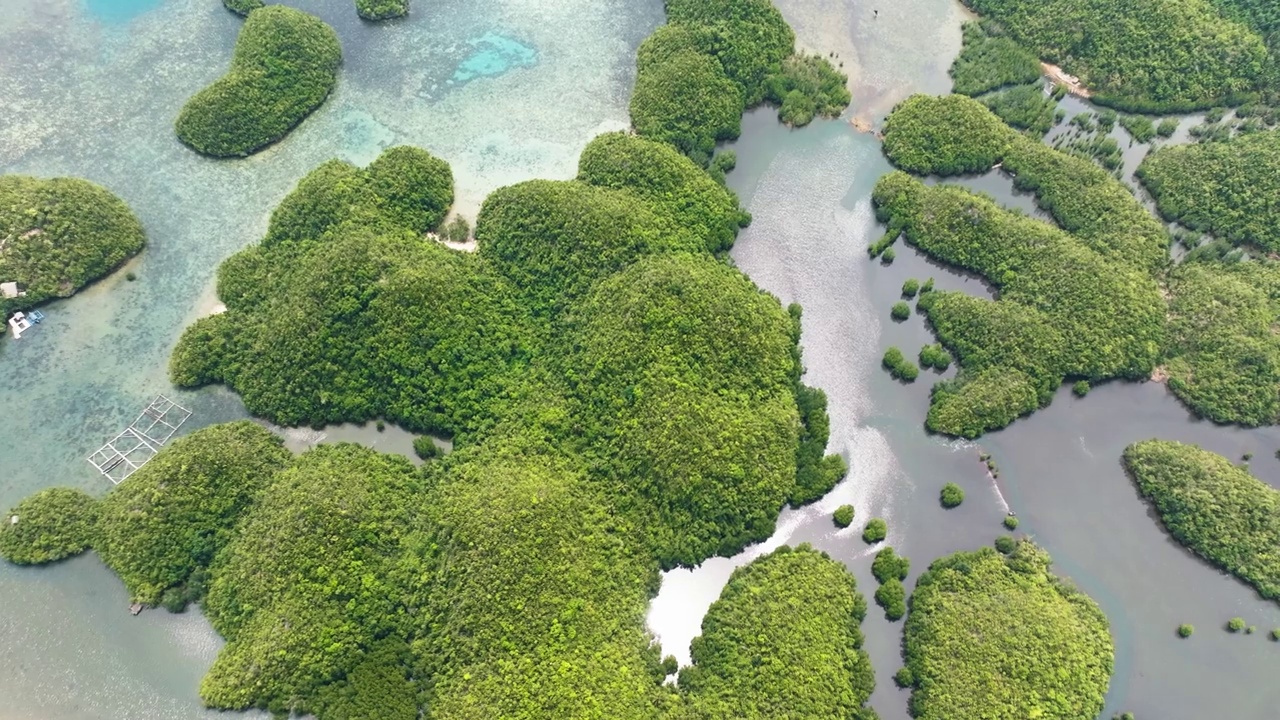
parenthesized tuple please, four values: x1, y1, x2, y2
(0, 282, 22, 299)
(8, 312, 31, 339)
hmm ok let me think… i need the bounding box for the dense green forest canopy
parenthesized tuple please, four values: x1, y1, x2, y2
(95, 422, 292, 607)
(1162, 260, 1280, 426)
(0, 488, 98, 565)
(901, 542, 1114, 720)
(1123, 440, 1280, 601)
(630, 0, 850, 164)
(176, 6, 341, 157)
(0, 175, 144, 317)
(1138, 129, 1280, 252)
(106, 15, 859, 705)
(961, 0, 1274, 111)
(949, 21, 1042, 97)
(201, 443, 430, 716)
(675, 545, 877, 719)
(561, 254, 803, 567)
(874, 94, 1280, 437)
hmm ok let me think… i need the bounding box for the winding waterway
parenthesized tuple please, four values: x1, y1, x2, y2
(0, 0, 659, 716)
(2, 0, 1278, 718)
(649, 3, 1280, 720)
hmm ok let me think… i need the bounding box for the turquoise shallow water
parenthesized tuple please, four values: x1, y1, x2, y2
(84, 0, 166, 23)
(451, 31, 538, 83)
(0, 0, 660, 715)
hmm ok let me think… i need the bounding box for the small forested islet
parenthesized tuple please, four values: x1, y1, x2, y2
(630, 0, 850, 164)
(901, 541, 1114, 720)
(0, 175, 145, 317)
(356, 0, 409, 21)
(1123, 440, 1280, 602)
(176, 6, 341, 157)
(677, 545, 878, 719)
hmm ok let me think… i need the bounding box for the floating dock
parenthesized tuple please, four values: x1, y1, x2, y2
(87, 395, 193, 484)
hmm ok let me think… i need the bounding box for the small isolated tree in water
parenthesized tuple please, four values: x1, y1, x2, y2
(863, 518, 887, 544)
(882, 347, 919, 382)
(902, 278, 920, 297)
(891, 301, 911, 321)
(1003, 515, 1019, 530)
(875, 577, 906, 621)
(413, 436, 442, 461)
(832, 504, 855, 528)
(1178, 623, 1194, 638)
(940, 482, 964, 508)
(995, 535, 1016, 554)
(1227, 617, 1246, 633)
(872, 546, 910, 583)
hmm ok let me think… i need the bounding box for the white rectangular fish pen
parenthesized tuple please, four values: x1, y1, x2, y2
(87, 395, 193, 484)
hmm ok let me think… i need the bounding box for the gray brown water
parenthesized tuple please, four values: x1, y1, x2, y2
(3, 0, 1279, 718)
(647, 12, 1280, 718)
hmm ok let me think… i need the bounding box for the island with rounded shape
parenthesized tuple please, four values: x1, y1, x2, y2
(0, 488, 99, 566)
(176, 6, 341, 157)
(0, 175, 145, 315)
(901, 541, 1113, 720)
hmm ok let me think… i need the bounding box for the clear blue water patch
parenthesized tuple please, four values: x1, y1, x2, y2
(451, 32, 538, 84)
(85, 0, 166, 24)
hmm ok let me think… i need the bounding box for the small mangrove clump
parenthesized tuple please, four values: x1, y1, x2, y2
(1003, 515, 1019, 530)
(1227, 617, 1246, 633)
(413, 436, 441, 461)
(863, 518, 888, 544)
(883, 347, 919, 382)
(919, 344, 951, 372)
(902, 278, 920, 297)
(940, 482, 964, 508)
(1073, 380, 1091, 397)
(1178, 624, 1194, 638)
(994, 535, 1016, 554)
(891, 301, 911, 321)
(356, 0, 408, 20)
(832, 504, 855, 528)
(871, 546, 910, 583)
(874, 577, 907, 621)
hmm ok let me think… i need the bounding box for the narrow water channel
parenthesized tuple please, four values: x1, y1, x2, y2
(647, 5, 1280, 720)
